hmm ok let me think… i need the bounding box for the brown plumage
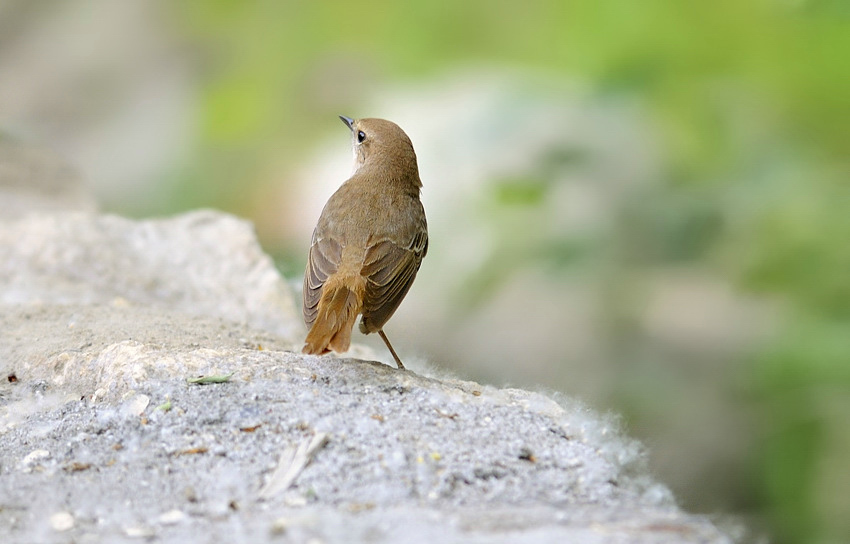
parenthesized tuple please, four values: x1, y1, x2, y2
(302, 116, 428, 369)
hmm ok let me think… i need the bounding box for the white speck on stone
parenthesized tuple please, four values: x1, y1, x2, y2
(157, 509, 185, 525)
(50, 511, 74, 532)
(125, 526, 155, 538)
(21, 449, 50, 471)
(22, 449, 50, 464)
(283, 496, 307, 507)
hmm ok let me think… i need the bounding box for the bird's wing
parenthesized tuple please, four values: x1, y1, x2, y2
(359, 228, 428, 333)
(302, 235, 342, 328)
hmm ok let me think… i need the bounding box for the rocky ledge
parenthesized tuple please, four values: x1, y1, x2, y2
(0, 150, 733, 543)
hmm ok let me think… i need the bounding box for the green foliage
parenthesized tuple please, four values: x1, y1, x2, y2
(750, 317, 850, 543)
(168, 0, 849, 204)
(742, 182, 850, 318)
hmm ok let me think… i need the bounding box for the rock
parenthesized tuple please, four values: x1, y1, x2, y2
(0, 210, 301, 340)
(0, 196, 734, 542)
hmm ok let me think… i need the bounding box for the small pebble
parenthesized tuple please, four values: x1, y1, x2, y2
(269, 517, 288, 535)
(157, 509, 185, 525)
(50, 511, 74, 532)
(21, 449, 50, 472)
(121, 394, 150, 418)
(125, 526, 155, 538)
(283, 496, 307, 507)
(22, 449, 50, 465)
(184, 486, 198, 502)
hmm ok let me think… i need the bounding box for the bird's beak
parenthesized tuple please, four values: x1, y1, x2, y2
(339, 115, 355, 131)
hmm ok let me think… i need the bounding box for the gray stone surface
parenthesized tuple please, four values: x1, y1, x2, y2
(0, 203, 733, 542)
(0, 210, 301, 340)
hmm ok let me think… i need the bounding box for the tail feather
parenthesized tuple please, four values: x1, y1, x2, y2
(303, 281, 362, 355)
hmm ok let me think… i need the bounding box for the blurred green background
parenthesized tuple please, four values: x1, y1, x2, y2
(1, 1, 848, 542)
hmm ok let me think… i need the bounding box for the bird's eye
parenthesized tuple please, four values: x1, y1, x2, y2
(357, 130, 366, 143)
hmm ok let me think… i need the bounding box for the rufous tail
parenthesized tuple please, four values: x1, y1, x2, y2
(303, 281, 363, 355)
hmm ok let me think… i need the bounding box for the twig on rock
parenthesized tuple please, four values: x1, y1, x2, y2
(259, 432, 329, 500)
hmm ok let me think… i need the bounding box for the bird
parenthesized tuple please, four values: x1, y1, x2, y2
(302, 116, 428, 369)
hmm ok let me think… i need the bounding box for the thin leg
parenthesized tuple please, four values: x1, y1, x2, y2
(377, 329, 405, 370)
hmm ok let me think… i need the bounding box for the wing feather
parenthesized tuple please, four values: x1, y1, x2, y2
(359, 228, 428, 333)
(302, 236, 342, 328)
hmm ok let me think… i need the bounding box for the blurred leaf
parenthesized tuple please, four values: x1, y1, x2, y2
(493, 177, 547, 206)
(752, 318, 850, 392)
(747, 315, 850, 543)
(740, 183, 850, 318)
(537, 238, 596, 271)
(759, 415, 822, 544)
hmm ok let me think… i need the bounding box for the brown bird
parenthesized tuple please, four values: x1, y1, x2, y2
(302, 116, 428, 369)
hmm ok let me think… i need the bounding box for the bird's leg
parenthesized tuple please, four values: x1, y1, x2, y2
(377, 329, 405, 370)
